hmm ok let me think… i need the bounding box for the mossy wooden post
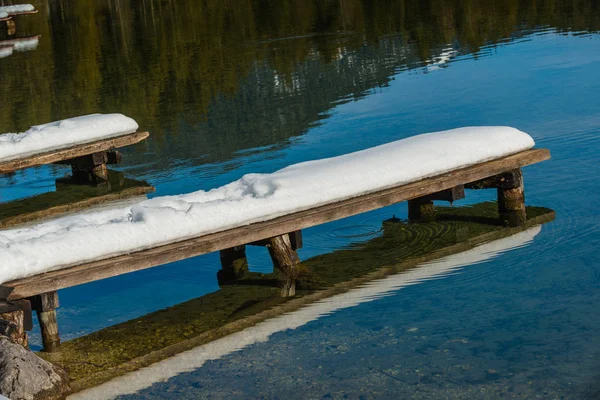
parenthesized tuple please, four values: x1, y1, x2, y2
(497, 169, 526, 226)
(60, 150, 121, 184)
(0, 300, 31, 348)
(266, 234, 300, 297)
(30, 292, 61, 353)
(218, 246, 249, 286)
(408, 199, 435, 222)
(6, 19, 16, 36)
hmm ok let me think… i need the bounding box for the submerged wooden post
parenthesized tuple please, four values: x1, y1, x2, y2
(58, 150, 121, 184)
(497, 169, 526, 226)
(408, 199, 435, 222)
(29, 292, 61, 353)
(217, 245, 249, 285)
(266, 234, 300, 297)
(0, 300, 31, 348)
(6, 20, 16, 36)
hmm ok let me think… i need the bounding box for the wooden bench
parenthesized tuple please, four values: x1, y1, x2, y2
(0, 147, 550, 353)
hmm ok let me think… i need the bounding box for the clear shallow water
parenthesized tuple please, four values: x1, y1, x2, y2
(1, 0, 600, 398)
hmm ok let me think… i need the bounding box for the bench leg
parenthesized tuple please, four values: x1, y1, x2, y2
(266, 234, 300, 297)
(30, 292, 61, 353)
(497, 169, 526, 226)
(217, 245, 249, 286)
(408, 199, 435, 222)
(0, 300, 31, 348)
(6, 19, 16, 36)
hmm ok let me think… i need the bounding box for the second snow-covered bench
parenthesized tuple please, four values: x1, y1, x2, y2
(0, 126, 550, 352)
(0, 114, 149, 181)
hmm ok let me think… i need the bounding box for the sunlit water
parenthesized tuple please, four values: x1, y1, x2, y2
(1, 0, 600, 398)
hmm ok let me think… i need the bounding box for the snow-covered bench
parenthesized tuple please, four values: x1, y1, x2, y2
(0, 126, 550, 352)
(0, 114, 149, 181)
(0, 4, 37, 18)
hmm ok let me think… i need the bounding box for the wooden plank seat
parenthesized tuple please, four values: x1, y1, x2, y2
(0, 147, 550, 352)
(0, 131, 149, 177)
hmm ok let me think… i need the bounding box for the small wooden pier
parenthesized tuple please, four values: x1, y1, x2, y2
(0, 146, 550, 354)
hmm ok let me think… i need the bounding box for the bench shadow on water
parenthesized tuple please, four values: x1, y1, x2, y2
(42, 201, 555, 394)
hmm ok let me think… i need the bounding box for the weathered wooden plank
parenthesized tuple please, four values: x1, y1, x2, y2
(4, 148, 550, 300)
(0, 131, 149, 173)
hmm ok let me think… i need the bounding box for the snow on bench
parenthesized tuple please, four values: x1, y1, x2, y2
(0, 4, 36, 16)
(0, 114, 149, 173)
(0, 126, 547, 288)
(0, 35, 40, 52)
(0, 114, 138, 162)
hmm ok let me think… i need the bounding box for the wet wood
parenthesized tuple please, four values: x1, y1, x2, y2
(408, 199, 435, 221)
(0, 131, 149, 173)
(217, 246, 249, 285)
(0, 308, 28, 347)
(250, 230, 303, 250)
(498, 169, 526, 226)
(3, 148, 550, 300)
(29, 292, 61, 352)
(266, 235, 300, 297)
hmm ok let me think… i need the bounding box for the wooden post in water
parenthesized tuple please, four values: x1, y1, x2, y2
(408, 199, 435, 222)
(266, 234, 300, 297)
(497, 169, 526, 226)
(217, 246, 249, 285)
(29, 292, 61, 353)
(58, 150, 122, 184)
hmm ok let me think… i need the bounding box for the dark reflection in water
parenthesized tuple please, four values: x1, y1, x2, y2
(1, 0, 599, 183)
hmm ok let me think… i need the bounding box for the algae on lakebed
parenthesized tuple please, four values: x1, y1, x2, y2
(41, 202, 554, 390)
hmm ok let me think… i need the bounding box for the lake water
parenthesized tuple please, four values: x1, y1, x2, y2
(1, 0, 600, 398)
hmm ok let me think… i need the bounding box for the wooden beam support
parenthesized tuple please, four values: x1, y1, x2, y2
(250, 230, 303, 250)
(412, 185, 465, 204)
(217, 246, 249, 286)
(3, 148, 550, 300)
(497, 169, 526, 226)
(266, 235, 300, 297)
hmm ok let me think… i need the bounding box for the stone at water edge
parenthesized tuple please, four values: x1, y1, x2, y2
(0, 337, 70, 400)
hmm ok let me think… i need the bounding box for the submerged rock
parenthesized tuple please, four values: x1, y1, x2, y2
(0, 337, 70, 400)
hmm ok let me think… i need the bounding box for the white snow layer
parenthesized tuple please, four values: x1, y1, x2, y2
(0, 4, 35, 15)
(0, 46, 13, 58)
(0, 126, 534, 284)
(0, 11, 8, 18)
(0, 114, 139, 162)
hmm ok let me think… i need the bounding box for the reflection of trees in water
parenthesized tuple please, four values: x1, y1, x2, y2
(1, 0, 598, 165)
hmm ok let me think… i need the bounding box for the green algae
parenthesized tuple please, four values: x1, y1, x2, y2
(40, 202, 554, 392)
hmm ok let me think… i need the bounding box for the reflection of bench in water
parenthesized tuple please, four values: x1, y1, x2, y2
(0, 171, 155, 229)
(0, 143, 550, 355)
(51, 202, 555, 392)
(0, 35, 41, 58)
